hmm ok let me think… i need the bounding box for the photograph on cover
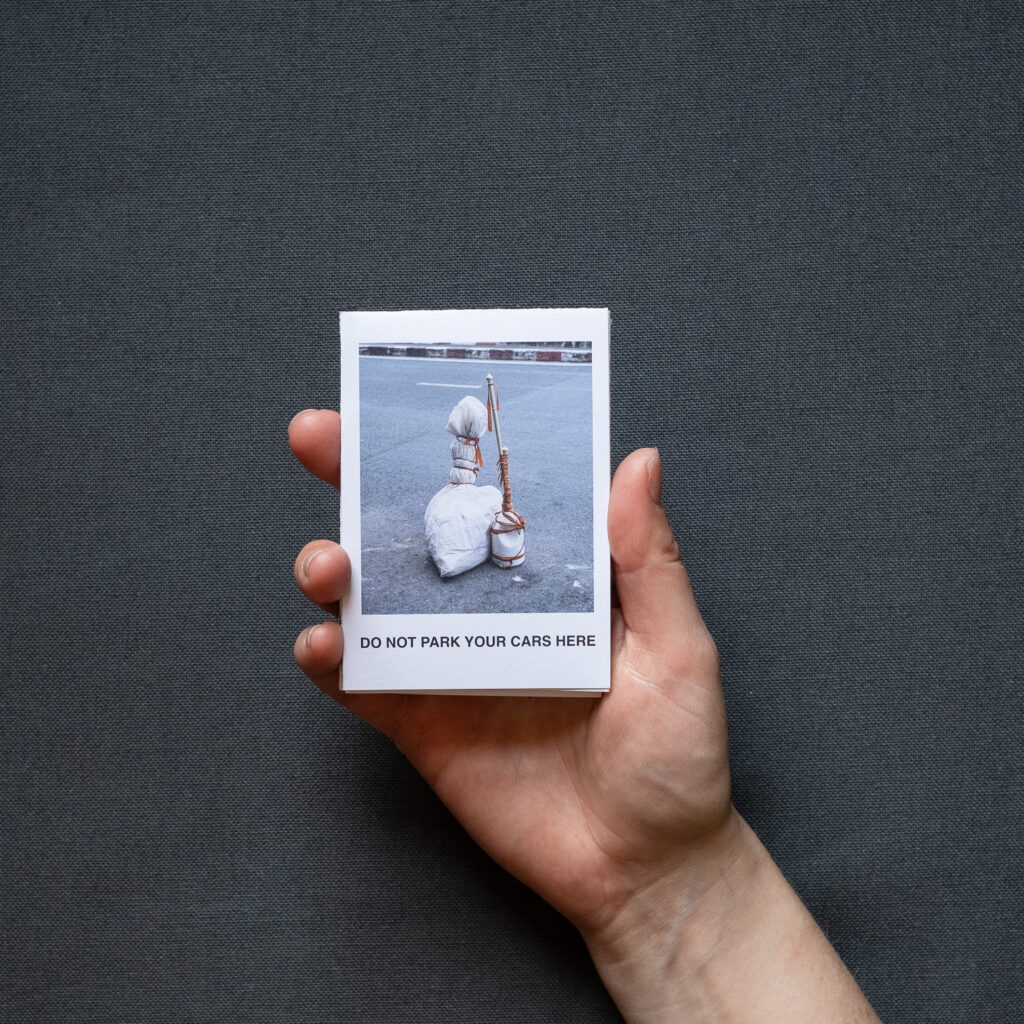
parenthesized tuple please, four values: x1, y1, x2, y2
(357, 341, 593, 615)
(340, 308, 610, 695)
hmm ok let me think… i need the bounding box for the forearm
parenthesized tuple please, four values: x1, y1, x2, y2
(582, 811, 880, 1024)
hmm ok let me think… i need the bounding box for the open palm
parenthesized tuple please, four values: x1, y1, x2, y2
(290, 410, 731, 937)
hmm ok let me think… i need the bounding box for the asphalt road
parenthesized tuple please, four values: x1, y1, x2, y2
(357, 356, 594, 615)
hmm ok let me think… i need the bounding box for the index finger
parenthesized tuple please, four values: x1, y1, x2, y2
(289, 409, 340, 490)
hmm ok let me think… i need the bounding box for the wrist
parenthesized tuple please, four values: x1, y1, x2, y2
(581, 807, 760, 973)
(581, 810, 781, 1023)
(580, 809, 880, 1024)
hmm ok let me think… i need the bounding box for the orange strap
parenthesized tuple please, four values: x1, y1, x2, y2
(493, 551, 525, 565)
(490, 510, 526, 534)
(491, 509, 526, 567)
(456, 434, 484, 468)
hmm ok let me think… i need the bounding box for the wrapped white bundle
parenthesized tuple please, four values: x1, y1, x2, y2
(490, 508, 526, 569)
(426, 485, 503, 577)
(425, 396, 502, 577)
(445, 397, 485, 484)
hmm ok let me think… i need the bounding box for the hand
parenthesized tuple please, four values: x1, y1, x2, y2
(289, 409, 730, 934)
(289, 409, 880, 1023)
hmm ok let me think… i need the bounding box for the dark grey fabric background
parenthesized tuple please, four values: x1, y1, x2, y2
(3, 3, 1022, 1021)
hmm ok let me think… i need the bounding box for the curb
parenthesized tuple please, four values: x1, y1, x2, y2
(359, 345, 592, 363)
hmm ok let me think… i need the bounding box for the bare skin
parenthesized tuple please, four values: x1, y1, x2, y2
(290, 408, 881, 1023)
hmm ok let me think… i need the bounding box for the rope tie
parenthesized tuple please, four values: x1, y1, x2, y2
(490, 510, 526, 534)
(456, 435, 484, 468)
(490, 508, 525, 566)
(492, 551, 525, 564)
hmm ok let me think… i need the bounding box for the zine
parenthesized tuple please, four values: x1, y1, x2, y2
(339, 307, 610, 695)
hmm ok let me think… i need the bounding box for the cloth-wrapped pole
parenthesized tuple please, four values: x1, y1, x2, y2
(485, 375, 526, 569)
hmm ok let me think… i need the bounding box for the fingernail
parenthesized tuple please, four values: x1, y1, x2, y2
(305, 624, 320, 650)
(645, 448, 662, 504)
(302, 548, 324, 579)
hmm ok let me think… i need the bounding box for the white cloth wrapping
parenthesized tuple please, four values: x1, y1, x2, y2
(448, 437, 480, 484)
(445, 396, 487, 484)
(425, 396, 501, 577)
(490, 509, 526, 569)
(425, 484, 502, 577)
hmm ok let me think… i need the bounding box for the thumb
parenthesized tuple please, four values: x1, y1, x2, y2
(608, 448, 710, 657)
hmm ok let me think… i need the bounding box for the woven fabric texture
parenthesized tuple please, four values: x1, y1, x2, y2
(3, 3, 1022, 1021)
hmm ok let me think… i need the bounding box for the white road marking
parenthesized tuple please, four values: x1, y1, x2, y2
(416, 382, 483, 388)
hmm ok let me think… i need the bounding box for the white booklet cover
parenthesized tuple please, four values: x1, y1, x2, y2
(339, 308, 610, 695)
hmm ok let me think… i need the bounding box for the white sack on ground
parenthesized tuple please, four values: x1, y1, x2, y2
(426, 484, 502, 577)
(426, 396, 501, 577)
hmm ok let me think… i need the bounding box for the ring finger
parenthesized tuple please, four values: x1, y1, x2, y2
(293, 540, 351, 616)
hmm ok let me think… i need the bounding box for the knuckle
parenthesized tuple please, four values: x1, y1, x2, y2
(658, 529, 682, 564)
